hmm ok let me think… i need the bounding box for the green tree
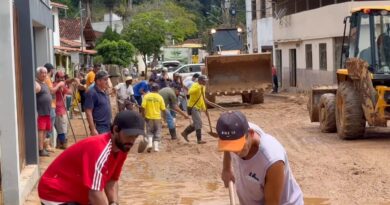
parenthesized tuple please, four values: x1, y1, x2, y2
(122, 11, 166, 78)
(96, 26, 121, 46)
(132, 0, 198, 43)
(95, 39, 135, 67)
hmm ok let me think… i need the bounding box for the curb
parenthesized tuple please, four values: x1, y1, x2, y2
(264, 93, 291, 100)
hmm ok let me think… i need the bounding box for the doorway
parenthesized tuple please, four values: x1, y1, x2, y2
(275, 49, 282, 87)
(289, 49, 297, 87)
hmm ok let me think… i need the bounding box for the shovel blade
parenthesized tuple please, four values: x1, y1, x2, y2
(208, 131, 219, 138)
(137, 137, 148, 153)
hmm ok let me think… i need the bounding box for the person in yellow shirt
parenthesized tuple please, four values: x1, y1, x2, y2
(85, 65, 100, 88)
(141, 83, 166, 152)
(181, 75, 208, 144)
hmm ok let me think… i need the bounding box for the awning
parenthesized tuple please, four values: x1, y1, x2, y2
(54, 46, 97, 55)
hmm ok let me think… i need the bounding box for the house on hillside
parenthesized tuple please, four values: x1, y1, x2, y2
(56, 17, 97, 74)
(0, 0, 53, 204)
(92, 13, 124, 34)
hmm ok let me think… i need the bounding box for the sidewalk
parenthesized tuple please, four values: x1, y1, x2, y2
(24, 117, 89, 205)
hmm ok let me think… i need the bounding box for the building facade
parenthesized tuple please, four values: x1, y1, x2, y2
(246, 0, 274, 54)
(0, 0, 53, 204)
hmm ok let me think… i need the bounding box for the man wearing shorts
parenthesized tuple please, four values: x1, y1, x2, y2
(35, 67, 56, 157)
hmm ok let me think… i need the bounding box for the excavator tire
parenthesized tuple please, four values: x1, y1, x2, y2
(250, 90, 264, 104)
(242, 93, 251, 103)
(336, 81, 366, 139)
(319, 93, 336, 133)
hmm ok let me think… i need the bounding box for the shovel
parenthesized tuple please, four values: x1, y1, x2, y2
(228, 181, 236, 205)
(201, 91, 219, 138)
(137, 136, 148, 153)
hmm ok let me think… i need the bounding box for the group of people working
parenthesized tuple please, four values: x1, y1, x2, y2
(36, 65, 304, 205)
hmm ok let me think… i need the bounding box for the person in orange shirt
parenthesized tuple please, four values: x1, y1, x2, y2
(86, 65, 100, 88)
(44, 63, 65, 152)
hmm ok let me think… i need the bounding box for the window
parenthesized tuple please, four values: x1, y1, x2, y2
(319, 43, 327, 70)
(305, 44, 312, 69)
(260, 0, 266, 18)
(190, 65, 201, 72)
(321, 0, 334, 7)
(308, 0, 320, 10)
(252, 0, 256, 20)
(178, 66, 189, 73)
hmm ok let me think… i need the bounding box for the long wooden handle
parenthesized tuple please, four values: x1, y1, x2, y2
(201, 90, 213, 133)
(229, 181, 236, 205)
(205, 109, 213, 133)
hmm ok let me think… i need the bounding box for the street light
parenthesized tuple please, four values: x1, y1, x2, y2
(237, 27, 242, 33)
(211, 28, 216, 34)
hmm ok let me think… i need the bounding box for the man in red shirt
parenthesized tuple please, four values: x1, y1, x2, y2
(53, 70, 77, 149)
(271, 65, 278, 93)
(38, 110, 145, 205)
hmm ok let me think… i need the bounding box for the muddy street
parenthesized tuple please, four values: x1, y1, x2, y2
(25, 94, 390, 205)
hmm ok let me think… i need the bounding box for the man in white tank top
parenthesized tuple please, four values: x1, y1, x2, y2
(216, 111, 303, 205)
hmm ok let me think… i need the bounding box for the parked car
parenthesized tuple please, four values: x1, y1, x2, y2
(168, 63, 204, 80)
(156, 61, 181, 72)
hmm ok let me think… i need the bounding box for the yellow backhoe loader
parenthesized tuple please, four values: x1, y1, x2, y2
(308, 6, 390, 139)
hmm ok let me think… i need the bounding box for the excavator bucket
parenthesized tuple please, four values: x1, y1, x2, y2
(308, 86, 338, 122)
(205, 53, 272, 94)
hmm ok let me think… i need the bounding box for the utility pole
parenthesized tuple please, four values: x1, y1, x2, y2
(221, 0, 231, 26)
(79, 0, 84, 64)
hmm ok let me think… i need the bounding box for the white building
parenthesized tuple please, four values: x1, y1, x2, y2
(0, 0, 54, 203)
(92, 13, 124, 33)
(245, 0, 274, 54)
(273, 0, 390, 90)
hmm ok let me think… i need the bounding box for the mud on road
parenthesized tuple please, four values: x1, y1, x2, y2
(25, 94, 390, 205)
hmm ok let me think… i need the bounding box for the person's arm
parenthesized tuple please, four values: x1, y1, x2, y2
(264, 161, 285, 205)
(51, 81, 65, 94)
(35, 81, 41, 93)
(46, 78, 64, 94)
(221, 151, 235, 188)
(86, 109, 98, 135)
(84, 91, 98, 135)
(88, 190, 108, 205)
(172, 104, 190, 119)
(104, 180, 119, 204)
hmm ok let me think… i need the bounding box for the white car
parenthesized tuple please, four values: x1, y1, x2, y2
(168, 63, 204, 79)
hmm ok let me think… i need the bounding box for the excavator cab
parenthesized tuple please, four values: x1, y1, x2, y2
(308, 7, 390, 139)
(343, 8, 390, 80)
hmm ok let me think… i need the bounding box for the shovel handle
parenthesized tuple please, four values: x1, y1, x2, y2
(229, 181, 236, 205)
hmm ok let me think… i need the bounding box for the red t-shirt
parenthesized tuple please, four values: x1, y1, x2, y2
(272, 66, 277, 76)
(53, 82, 69, 115)
(38, 133, 128, 204)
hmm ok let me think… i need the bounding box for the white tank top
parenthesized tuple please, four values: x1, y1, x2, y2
(231, 122, 303, 205)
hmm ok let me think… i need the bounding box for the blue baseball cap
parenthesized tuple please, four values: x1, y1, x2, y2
(216, 111, 249, 152)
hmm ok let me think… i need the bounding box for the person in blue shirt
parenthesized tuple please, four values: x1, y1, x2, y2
(133, 79, 154, 106)
(84, 71, 111, 135)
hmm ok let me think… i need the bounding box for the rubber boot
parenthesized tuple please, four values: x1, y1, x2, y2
(196, 129, 206, 144)
(181, 125, 195, 142)
(146, 136, 153, 153)
(153, 141, 159, 152)
(169, 128, 178, 140)
(60, 139, 68, 150)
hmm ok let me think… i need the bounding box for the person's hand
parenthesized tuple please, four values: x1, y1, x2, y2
(90, 128, 99, 136)
(58, 81, 65, 87)
(221, 169, 235, 188)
